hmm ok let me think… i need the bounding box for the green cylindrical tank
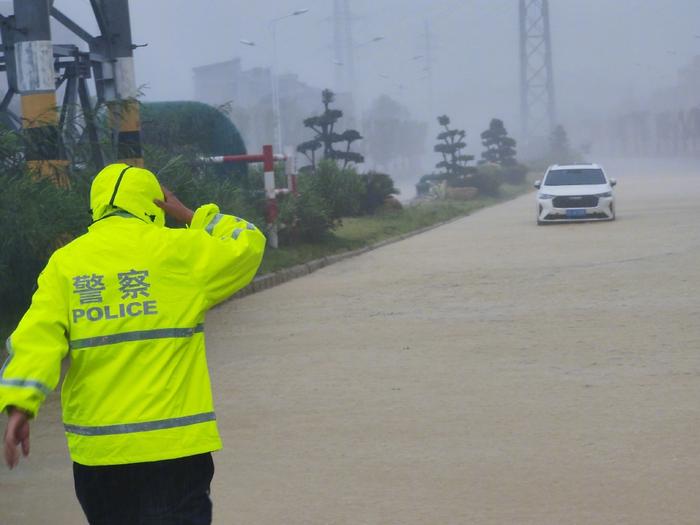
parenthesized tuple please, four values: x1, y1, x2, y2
(141, 101, 248, 178)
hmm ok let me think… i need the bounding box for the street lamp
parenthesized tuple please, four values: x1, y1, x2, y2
(270, 8, 310, 154)
(334, 36, 384, 69)
(354, 35, 385, 48)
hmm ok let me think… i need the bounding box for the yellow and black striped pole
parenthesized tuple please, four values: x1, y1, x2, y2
(99, 0, 143, 167)
(13, 0, 69, 185)
(111, 98, 143, 167)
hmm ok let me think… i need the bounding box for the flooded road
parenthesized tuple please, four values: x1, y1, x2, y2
(3, 158, 700, 524)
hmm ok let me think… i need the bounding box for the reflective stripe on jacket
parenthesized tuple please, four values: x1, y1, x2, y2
(0, 193, 265, 465)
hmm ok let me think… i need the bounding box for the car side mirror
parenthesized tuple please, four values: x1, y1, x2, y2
(609, 178, 617, 187)
(534, 180, 541, 189)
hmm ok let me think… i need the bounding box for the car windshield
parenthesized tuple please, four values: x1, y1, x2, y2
(544, 168, 606, 186)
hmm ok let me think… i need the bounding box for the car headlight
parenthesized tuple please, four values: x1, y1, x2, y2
(538, 193, 555, 199)
(595, 191, 612, 198)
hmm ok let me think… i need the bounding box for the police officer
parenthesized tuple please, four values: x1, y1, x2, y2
(1, 163, 266, 523)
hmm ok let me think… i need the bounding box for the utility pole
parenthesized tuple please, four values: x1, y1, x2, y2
(343, 0, 356, 124)
(332, 0, 356, 123)
(333, 0, 344, 94)
(423, 19, 434, 120)
(519, 0, 556, 143)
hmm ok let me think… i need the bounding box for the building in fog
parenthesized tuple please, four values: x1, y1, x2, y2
(193, 59, 270, 110)
(192, 58, 353, 153)
(650, 55, 700, 113)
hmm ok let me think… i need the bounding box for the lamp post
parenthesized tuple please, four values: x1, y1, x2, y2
(270, 8, 309, 154)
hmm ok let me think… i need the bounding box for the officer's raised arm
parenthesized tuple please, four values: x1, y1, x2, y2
(190, 203, 266, 308)
(154, 185, 194, 225)
(155, 186, 266, 309)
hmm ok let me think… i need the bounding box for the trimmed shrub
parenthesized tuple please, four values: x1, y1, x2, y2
(361, 171, 399, 214)
(416, 173, 448, 196)
(277, 182, 333, 244)
(275, 162, 398, 243)
(470, 164, 503, 196)
(379, 195, 403, 213)
(501, 163, 529, 185)
(307, 160, 366, 221)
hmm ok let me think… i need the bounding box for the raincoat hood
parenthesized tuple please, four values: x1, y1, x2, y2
(90, 163, 165, 226)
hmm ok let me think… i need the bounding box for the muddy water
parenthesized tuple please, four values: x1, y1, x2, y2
(2, 158, 699, 524)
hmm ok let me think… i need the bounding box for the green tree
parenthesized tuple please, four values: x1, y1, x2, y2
(296, 138, 322, 172)
(434, 114, 475, 183)
(297, 89, 364, 170)
(480, 118, 517, 166)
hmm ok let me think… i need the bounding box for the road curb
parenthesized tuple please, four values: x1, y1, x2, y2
(232, 214, 465, 300)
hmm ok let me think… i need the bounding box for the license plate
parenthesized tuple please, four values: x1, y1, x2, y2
(566, 209, 586, 218)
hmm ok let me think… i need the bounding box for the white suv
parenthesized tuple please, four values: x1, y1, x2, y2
(535, 164, 616, 224)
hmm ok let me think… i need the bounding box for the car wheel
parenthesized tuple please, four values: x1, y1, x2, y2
(609, 204, 616, 221)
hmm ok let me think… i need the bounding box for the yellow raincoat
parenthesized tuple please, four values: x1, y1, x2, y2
(0, 164, 266, 465)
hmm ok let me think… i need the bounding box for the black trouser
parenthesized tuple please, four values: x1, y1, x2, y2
(73, 453, 214, 525)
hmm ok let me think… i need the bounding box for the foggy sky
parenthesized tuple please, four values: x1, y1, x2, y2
(55, 0, 700, 146)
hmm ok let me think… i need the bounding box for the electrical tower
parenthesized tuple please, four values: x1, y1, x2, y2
(519, 0, 556, 141)
(0, 0, 142, 175)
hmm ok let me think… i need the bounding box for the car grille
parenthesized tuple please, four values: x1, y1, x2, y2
(552, 195, 598, 208)
(544, 212, 609, 220)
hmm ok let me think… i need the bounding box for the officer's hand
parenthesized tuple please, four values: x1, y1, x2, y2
(155, 185, 194, 225)
(4, 407, 30, 469)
